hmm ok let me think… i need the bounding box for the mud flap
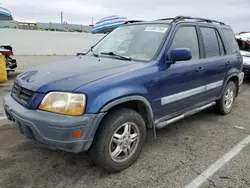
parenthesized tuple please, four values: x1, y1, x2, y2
(0, 55, 7, 83)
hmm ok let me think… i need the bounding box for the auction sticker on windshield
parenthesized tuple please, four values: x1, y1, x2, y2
(145, 26, 168, 33)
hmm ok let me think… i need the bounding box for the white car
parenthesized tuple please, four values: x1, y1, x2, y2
(236, 32, 250, 75)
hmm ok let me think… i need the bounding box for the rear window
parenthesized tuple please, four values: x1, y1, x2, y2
(222, 29, 240, 54)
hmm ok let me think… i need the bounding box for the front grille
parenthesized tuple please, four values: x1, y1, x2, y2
(11, 83, 34, 105)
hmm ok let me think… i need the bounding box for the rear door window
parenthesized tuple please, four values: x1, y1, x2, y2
(200, 27, 220, 58)
(222, 29, 240, 54)
(170, 26, 199, 60)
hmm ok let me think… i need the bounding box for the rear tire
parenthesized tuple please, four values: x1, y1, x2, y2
(215, 81, 236, 115)
(88, 108, 146, 172)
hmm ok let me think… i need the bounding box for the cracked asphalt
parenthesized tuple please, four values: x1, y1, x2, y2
(1, 56, 250, 188)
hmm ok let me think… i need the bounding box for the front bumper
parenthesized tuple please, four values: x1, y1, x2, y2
(3, 93, 105, 153)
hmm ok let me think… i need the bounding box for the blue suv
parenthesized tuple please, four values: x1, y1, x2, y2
(3, 16, 244, 172)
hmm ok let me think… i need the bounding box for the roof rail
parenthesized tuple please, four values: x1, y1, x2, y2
(157, 17, 175, 21)
(174, 16, 225, 25)
(124, 20, 144, 24)
(157, 16, 225, 25)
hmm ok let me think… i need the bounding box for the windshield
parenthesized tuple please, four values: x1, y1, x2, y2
(90, 24, 170, 61)
(237, 39, 250, 52)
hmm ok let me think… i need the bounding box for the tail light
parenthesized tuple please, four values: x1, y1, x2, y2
(1, 50, 12, 57)
(247, 39, 250, 45)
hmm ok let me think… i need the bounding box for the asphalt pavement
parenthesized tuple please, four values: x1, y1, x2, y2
(0, 56, 250, 188)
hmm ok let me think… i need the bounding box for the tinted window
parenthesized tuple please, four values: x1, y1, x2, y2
(170, 26, 199, 60)
(216, 31, 225, 55)
(222, 29, 240, 54)
(200, 27, 220, 57)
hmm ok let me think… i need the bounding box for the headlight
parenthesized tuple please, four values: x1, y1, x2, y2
(39, 92, 86, 115)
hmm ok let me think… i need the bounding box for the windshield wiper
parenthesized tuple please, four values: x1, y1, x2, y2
(100, 52, 131, 61)
(90, 47, 98, 57)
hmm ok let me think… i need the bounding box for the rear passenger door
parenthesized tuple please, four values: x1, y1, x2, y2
(198, 26, 227, 100)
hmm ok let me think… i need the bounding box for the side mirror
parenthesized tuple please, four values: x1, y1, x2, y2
(167, 48, 192, 64)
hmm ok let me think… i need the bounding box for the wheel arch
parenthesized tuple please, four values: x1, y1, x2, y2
(100, 96, 154, 128)
(224, 73, 240, 97)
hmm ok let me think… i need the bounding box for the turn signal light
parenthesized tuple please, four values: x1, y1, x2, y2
(72, 130, 84, 139)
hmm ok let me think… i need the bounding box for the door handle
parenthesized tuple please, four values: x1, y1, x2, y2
(196, 67, 203, 72)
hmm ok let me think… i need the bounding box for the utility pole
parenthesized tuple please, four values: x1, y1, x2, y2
(61, 12, 63, 23)
(91, 17, 94, 25)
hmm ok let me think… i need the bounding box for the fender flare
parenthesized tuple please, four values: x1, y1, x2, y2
(220, 73, 240, 98)
(100, 95, 154, 127)
(226, 73, 239, 85)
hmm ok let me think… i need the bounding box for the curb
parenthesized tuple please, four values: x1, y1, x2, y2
(0, 116, 7, 121)
(0, 83, 13, 87)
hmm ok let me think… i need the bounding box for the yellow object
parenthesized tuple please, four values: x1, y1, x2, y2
(0, 55, 7, 83)
(39, 92, 86, 116)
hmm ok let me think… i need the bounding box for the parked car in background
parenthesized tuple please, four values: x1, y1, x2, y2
(0, 44, 17, 73)
(3, 16, 244, 172)
(236, 32, 250, 75)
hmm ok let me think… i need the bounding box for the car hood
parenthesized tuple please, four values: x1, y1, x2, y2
(15, 56, 143, 93)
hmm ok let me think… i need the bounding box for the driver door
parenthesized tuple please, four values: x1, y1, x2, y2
(154, 25, 207, 119)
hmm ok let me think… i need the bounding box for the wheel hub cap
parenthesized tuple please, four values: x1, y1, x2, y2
(224, 87, 234, 109)
(109, 122, 140, 163)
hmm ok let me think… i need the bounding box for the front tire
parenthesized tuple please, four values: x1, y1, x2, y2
(88, 108, 146, 172)
(215, 81, 236, 115)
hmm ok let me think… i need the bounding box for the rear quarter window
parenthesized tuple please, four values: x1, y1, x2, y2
(222, 29, 240, 54)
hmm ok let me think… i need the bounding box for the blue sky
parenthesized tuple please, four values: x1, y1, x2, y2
(1, 0, 250, 32)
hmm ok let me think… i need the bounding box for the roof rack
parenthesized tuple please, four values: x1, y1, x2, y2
(158, 16, 225, 25)
(124, 20, 144, 24)
(157, 17, 175, 21)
